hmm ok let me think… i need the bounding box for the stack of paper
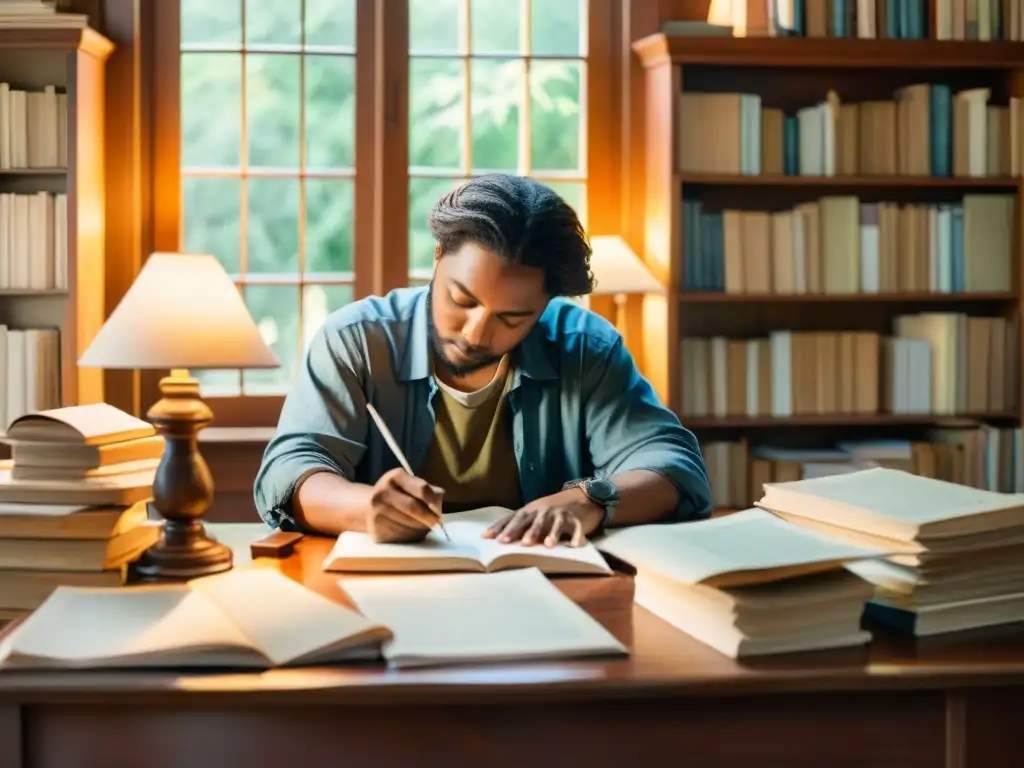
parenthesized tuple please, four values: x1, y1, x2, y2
(594, 508, 890, 658)
(758, 467, 1024, 636)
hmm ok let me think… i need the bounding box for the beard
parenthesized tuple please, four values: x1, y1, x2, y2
(426, 284, 505, 378)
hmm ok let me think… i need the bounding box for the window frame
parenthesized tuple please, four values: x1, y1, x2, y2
(146, 0, 622, 428)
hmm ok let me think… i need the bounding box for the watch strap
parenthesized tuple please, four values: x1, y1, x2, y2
(563, 478, 615, 536)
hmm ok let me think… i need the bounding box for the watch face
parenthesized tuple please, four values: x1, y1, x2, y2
(585, 477, 617, 503)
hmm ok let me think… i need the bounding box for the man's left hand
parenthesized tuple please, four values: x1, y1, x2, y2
(481, 488, 604, 548)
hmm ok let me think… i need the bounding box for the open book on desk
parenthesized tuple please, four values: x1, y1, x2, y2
(0, 569, 392, 670)
(322, 507, 613, 576)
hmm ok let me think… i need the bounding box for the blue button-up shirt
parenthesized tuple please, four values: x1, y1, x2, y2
(254, 286, 712, 530)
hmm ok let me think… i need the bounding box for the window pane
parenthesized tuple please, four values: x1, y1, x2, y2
(247, 54, 300, 168)
(409, 58, 464, 171)
(530, 60, 582, 172)
(531, 0, 583, 56)
(306, 55, 355, 169)
(181, 53, 241, 168)
(470, 0, 520, 54)
(305, 0, 355, 48)
(246, 177, 299, 273)
(545, 180, 585, 226)
(305, 179, 354, 274)
(409, 177, 464, 274)
(183, 176, 241, 273)
(471, 59, 521, 173)
(303, 284, 354, 347)
(181, 0, 241, 46)
(410, 0, 462, 54)
(244, 0, 301, 46)
(243, 285, 300, 394)
(196, 368, 242, 397)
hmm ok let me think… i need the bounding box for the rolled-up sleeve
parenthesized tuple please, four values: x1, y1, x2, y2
(253, 322, 370, 530)
(584, 337, 712, 522)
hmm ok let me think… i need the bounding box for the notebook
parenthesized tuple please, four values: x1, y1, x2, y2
(339, 567, 628, 669)
(0, 568, 392, 670)
(322, 507, 612, 575)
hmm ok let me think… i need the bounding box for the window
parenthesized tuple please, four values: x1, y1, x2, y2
(178, 0, 357, 398)
(407, 0, 588, 285)
(160, 0, 604, 424)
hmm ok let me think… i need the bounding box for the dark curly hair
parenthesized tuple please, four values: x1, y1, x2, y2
(428, 174, 595, 297)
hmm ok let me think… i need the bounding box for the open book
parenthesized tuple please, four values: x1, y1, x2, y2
(0, 568, 392, 670)
(340, 567, 628, 669)
(322, 507, 612, 576)
(595, 507, 896, 588)
(3, 403, 156, 444)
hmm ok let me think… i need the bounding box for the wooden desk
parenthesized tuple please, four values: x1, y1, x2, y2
(2, 535, 1024, 768)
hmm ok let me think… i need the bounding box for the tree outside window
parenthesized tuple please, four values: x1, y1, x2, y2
(179, 0, 357, 398)
(408, 0, 588, 285)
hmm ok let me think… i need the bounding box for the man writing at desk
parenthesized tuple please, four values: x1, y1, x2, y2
(254, 174, 711, 546)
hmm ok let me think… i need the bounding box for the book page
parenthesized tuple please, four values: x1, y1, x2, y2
(0, 585, 255, 669)
(763, 467, 1024, 527)
(190, 568, 392, 666)
(321, 507, 511, 572)
(323, 528, 484, 571)
(0, 502, 90, 516)
(596, 508, 893, 587)
(322, 507, 611, 575)
(6, 403, 155, 444)
(339, 568, 627, 668)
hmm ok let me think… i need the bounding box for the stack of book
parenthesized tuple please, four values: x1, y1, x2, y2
(595, 508, 892, 658)
(0, 402, 162, 620)
(757, 467, 1024, 637)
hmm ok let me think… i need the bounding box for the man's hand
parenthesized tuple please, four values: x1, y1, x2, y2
(366, 468, 444, 544)
(481, 488, 604, 548)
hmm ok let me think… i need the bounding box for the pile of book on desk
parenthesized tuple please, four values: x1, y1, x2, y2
(0, 403, 161, 620)
(595, 507, 894, 658)
(757, 467, 1024, 637)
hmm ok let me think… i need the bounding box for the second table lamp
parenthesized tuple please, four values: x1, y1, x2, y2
(79, 252, 279, 580)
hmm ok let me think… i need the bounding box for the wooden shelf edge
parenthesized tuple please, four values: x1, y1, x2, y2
(676, 173, 1020, 188)
(632, 33, 1024, 69)
(0, 26, 113, 59)
(680, 413, 1020, 428)
(677, 291, 1018, 303)
(0, 167, 66, 176)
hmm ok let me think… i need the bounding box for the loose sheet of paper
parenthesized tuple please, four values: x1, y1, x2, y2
(340, 568, 626, 668)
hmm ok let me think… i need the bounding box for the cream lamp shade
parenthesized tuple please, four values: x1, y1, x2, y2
(589, 235, 663, 295)
(78, 252, 280, 370)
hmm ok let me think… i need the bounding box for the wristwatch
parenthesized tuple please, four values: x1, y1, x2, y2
(562, 477, 619, 536)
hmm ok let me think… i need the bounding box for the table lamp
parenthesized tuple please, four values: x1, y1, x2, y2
(78, 252, 279, 581)
(588, 235, 663, 344)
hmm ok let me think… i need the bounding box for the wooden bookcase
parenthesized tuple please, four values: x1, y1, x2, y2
(633, 33, 1024, 497)
(0, 26, 113, 428)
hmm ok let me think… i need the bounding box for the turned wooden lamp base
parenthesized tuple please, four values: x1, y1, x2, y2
(133, 369, 232, 582)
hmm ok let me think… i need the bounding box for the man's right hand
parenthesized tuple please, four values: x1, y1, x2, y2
(366, 468, 444, 543)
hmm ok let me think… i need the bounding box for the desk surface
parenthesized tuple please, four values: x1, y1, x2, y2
(2, 531, 1024, 706)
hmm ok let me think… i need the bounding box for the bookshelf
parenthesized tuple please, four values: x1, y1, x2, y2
(633, 33, 1024, 505)
(0, 26, 113, 432)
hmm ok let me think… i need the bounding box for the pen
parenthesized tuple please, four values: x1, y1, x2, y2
(366, 402, 451, 542)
